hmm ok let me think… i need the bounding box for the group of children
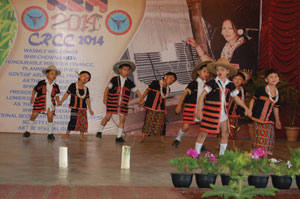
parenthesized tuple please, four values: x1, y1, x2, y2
(23, 57, 281, 158)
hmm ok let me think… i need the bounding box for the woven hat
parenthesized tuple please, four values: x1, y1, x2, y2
(207, 58, 237, 76)
(191, 61, 212, 80)
(42, 65, 61, 75)
(113, 60, 136, 75)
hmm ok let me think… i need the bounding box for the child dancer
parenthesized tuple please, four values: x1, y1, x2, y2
(23, 65, 61, 141)
(249, 69, 281, 158)
(139, 72, 177, 143)
(172, 61, 211, 148)
(227, 72, 246, 149)
(195, 58, 251, 156)
(60, 71, 94, 142)
(97, 60, 143, 143)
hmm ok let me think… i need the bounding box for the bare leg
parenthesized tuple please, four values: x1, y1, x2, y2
(138, 134, 145, 143)
(101, 113, 112, 126)
(62, 130, 71, 139)
(80, 131, 86, 142)
(29, 112, 39, 121)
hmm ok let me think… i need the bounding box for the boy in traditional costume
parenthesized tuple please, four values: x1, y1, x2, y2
(249, 69, 281, 158)
(97, 60, 143, 143)
(60, 71, 94, 142)
(23, 65, 61, 141)
(172, 61, 211, 148)
(195, 58, 251, 156)
(139, 72, 177, 143)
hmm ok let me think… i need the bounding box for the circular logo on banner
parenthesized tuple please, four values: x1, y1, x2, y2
(106, 10, 132, 35)
(21, 6, 48, 32)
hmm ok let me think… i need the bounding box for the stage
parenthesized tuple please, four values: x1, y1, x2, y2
(0, 133, 299, 187)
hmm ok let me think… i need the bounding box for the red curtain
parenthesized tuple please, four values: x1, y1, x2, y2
(259, 0, 300, 87)
(259, 0, 300, 137)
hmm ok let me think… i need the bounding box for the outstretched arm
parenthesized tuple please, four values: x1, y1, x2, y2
(30, 89, 36, 104)
(87, 98, 94, 115)
(196, 90, 207, 120)
(273, 107, 281, 129)
(186, 37, 213, 61)
(233, 96, 252, 117)
(175, 89, 189, 114)
(58, 92, 70, 106)
(103, 87, 110, 105)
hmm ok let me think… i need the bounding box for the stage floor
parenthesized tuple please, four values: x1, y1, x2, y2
(0, 133, 299, 188)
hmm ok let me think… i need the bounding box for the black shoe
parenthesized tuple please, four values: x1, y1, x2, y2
(172, 140, 180, 148)
(201, 145, 208, 152)
(23, 131, 30, 138)
(47, 134, 55, 141)
(96, 132, 102, 139)
(115, 137, 125, 143)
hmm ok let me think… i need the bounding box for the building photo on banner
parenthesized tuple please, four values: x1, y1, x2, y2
(0, 0, 260, 138)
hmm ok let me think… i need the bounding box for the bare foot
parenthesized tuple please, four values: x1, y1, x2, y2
(61, 134, 69, 139)
(80, 135, 86, 142)
(80, 132, 86, 142)
(138, 135, 145, 143)
(161, 136, 169, 144)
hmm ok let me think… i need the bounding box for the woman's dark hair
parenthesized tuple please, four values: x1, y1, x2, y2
(165, 72, 177, 81)
(233, 71, 246, 81)
(265, 69, 280, 78)
(79, 71, 91, 81)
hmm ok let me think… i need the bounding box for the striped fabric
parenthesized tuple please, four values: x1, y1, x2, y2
(183, 103, 197, 124)
(106, 76, 135, 115)
(33, 80, 60, 113)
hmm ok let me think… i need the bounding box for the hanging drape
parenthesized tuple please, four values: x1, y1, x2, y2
(259, 0, 300, 87)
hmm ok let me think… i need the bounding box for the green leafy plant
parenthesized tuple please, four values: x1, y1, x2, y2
(270, 159, 294, 177)
(0, 0, 17, 67)
(169, 148, 198, 173)
(218, 150, 251, 176)
(248, 148, 272, 176)
(288, 147, 300, 176)
(198, 152, 220, 174)
(202, 177, 278, 199)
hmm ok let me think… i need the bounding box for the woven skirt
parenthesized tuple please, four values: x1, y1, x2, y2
(142, 109, 165, 136)
(252, 122, 275, 155)
(67, 109, 88, 132)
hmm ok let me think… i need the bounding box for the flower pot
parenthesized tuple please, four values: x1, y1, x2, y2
(171, 173, 193, 188)
(285, 127, 300, 141)
(248, 175, 269, 188)
(221, 174, 232, 185)
(296, 175, 300, 189)
(271, 175, 292, 189)
(195, 173, 217, 188)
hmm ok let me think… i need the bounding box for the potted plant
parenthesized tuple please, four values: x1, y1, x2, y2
(202, 150, 278, 199)
(289, 147, 300, 189)
(195, 152, 219, 188)
(247, 148, 272, 188)
(218, 150, 251, 185)
(169, 148, 198, 188)
(279, 83, 300, 141)
(270, 158, 294, 189)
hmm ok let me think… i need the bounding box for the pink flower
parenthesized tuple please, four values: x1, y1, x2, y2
(254, 148, 265, 157)
(186, 148, 198, 158)
(205, 152, 211, 157)
(209, 156, 218, 163)
(251, 148, 265, 159)
(251, 153, 259, 160)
